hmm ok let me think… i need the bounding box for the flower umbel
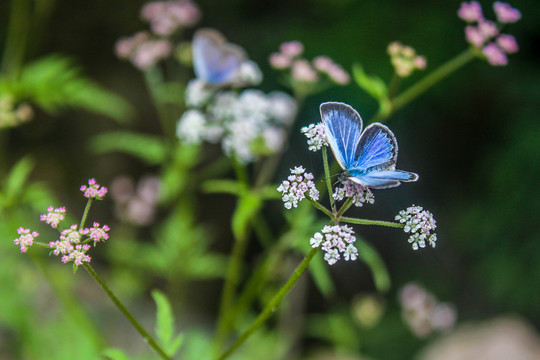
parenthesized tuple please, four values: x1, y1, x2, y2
(277, 166, 319, 209)
(310, 224, 358, 265)
(14, 228, 39, 253)
(387, 41, 427, 78)
(80, 178, 108, 200)
(301, 122, 328, 152)
(458, 1, 521, 66)
(40, 206, 66, 229)
(399, 282, 457, 338)
(395, 205, 437, 250)
(333, 179, 375, 207)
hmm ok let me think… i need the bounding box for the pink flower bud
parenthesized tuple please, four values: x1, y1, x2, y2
(493, 1, 521, 24)
(482, 42, 508, 66)
(496, 34, 519, 53)
(279, 41, 304, 57)
(457, 1, 484, 23)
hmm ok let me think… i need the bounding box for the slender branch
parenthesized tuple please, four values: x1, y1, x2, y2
(321, 147, 336, 213)
(340, 216, 404, 228)
(335, 198, 354, 219)
(308, 199, 333, 218)
(79, 199, 93, 230)
(373, 48, 476, 123)
(83, 263, 170, 360)
(217, 247, 318, 360)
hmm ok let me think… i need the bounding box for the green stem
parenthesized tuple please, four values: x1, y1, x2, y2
(143, 67, 173, 138)
(340, 216, 404, 228)
(79, 198, 93, 230)
(335, 198, 354, 219)
(308, 198, 333, 218)
(1, 0, 31, 75)
(374, 48, 476, 123)
(83, 263, 170, 360)
(216, 247, 318, 360)
(322, 147, 336, 212)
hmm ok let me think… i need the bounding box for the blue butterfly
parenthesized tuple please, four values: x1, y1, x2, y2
(320, 102, 419, 189)
(192, 29, 246, 86)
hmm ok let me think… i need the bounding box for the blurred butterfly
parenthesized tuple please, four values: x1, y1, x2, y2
(320, 102, 419, 189)
(193, 28, 249, 86)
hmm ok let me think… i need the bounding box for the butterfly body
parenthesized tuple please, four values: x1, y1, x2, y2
(320, 102, 418, 189)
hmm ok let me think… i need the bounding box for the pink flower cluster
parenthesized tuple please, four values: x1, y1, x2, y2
(310, 224, 358, 265)
(395, 205, 437, 250)
(269, 41, 350, 85)
(48, 222, 110, 267)
(399, 282, 457, 338)
(40, 206, 66, 228)
(301, 122, 328, 152)
(115, 32, 172, 70)
(458, 1, 520, 66)
(277, 166, 319, 209)
(333, 179, 375, 207)
(387, 41, 427, 78)
(80, 178, 108, 200)
(13, 228, 39, 252)
(110, 175, 160, 226)
(141, 0, 200, 35)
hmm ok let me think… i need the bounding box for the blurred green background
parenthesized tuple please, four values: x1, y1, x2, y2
(1, 0, 539, 359)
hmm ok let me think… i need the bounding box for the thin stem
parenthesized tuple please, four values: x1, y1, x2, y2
(217, 247, 319, 360)
(214, 229, 249, 351)
(232, 156, 249, 186)
(83, 263, 170, 360)
(322, 147, 336, 213)
(335, 198, 354, 219)
(1, 0, 31, 75)
(373, 48, 476, 123)
(340, 216, 404, 228)
(143, 67, 173, 138)
(79, 199, 93, 230)
(308, 198, 333, 218)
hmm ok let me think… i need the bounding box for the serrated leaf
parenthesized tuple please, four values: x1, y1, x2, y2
(151, 290, 175, 350)
(102, 348, 130, 360)
(1, 55, 133, 122)
(352, 63, 388, 101)
(90, 131, 167, 165)
(355, 238, 391, 293)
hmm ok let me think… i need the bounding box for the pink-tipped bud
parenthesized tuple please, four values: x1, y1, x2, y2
(493, 1, 521, 24)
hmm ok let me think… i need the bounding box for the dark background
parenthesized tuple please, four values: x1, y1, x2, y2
(1, 0, 539, 358)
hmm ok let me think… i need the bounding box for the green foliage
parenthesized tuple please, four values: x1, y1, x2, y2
(352, 63, 391, 116)
(355, 238, 391, 293)
(152, 290, 184, 357)
(0, 55, 133, 122)
(90, 131, 168, 165)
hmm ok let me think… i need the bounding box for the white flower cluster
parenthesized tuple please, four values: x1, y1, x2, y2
(277, 166, 319, 209)
(300, 122, 328, 151)
(395, 205, 437, 250)
(310, 224, 358, 265)
(333, 179, 375, 207)
(398, 282, 457, 338)
(177, 83, 297, 163)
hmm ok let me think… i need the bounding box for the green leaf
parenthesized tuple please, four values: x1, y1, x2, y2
(356, 238, 391, 293)
(352, 63, 388, 101)
(3, 156, 34, 199)
(201, 179, 244, 195)
(152, 290, 179, 355)
(0, 55, 133, 122)
(90, 131, 168, 165)
(232, 192, 262, 240)
(102, 348, 130, 360)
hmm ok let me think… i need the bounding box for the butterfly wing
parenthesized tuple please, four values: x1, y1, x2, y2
(193, 29, 246, 85)
(348, 123, 418, 189)
(320, 102, 364, 171)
